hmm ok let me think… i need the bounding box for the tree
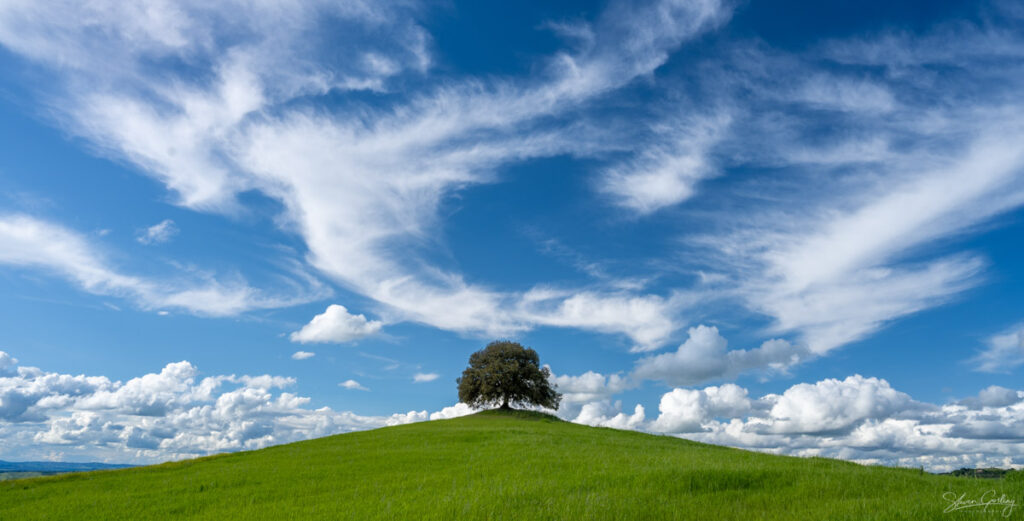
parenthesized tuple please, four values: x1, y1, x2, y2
(457, 340, 561, 410)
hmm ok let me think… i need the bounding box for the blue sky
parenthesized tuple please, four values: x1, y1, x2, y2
(0, 0, 1022, 471)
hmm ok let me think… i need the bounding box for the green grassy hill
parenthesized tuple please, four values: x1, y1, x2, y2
(2, 410, 1020, 520)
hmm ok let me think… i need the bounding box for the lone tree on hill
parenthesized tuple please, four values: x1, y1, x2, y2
(457, 340, 561, 410)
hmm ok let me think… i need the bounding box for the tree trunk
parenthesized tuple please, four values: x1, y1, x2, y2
(500, 396, 510, 410)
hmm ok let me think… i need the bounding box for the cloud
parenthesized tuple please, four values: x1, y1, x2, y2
(562, 375, 1024, 472)
(290, 351, 315, 361)
(0, 0, 735, 351)
(2, 350, 1022, 471)
(970, 323, 1024, 373)
(573, 402, 646, 430)
(599, 112, 731, 215)
(549, 370, 633, 405)
(670, 25, 1024, 353)
(0, 353, 473, 461)
(339, 380, 369, 391)
(4, 0, 1023, 366)
(750, 375, 917, 434)
(137, 219, 178, 245)
(632, 325, 809, 386)
(958, 386, 1024, 409)
(428, 403, 476, 420)
(0, 352, 16, 377)
(290, 305, 383, 344)
(412, 373, 439, 383)
(519, 289, 683, 351)
(0, 214, 327, 316)
(650, 383, 753, 433)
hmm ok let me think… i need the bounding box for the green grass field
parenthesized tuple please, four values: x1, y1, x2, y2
(2, 410, 1020, 520)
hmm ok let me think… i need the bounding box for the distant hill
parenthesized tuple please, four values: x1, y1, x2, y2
(0, 460, 133, 473)
(1, 409, 1021, 520)
(0, 460, 134, 482)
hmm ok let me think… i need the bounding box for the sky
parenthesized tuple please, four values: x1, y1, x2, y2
(0, 0, 1022, 472)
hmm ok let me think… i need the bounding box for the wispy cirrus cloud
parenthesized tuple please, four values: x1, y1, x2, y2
(970, 323, 1024, 373)
(0, 214, 326, 316)
(675, 26, 1024, 353)
(136, 219, 178, 245)
(599, 112, 731, 215)
(412, 373, 439, 383)
(0, 0, 736, 350)
(3, 0, 1023, 361)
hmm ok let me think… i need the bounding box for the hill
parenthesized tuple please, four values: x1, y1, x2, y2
(0, 460, 133, 482)
(1, 410, 1020, 520)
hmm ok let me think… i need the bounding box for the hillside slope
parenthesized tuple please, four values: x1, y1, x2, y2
(1, 410, 1020, 520)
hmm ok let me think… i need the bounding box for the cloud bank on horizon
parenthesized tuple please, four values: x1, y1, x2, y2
(0, 0, 1022, 469)
(1, 350, 1020, 472)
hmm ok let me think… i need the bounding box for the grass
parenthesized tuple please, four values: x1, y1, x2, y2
(1, 410, 1020, 520)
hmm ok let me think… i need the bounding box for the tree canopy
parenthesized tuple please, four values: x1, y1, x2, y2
(457, 341, 561, 410)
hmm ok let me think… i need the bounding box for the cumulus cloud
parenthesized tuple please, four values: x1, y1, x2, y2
(0, 352, 16, 377)
(412, 373, 439, 383)
(749, 375, 917, 434)
(574, 402, 647, 430)
(563, 375, 1024, 472)
(290, 351, 315, 360)
(549, 370, 633, 405)
(290, 305, 383, 344)
(959, 386, 1024, 409)
(0, 353, 486, 462)
(632, 325, 809, 386)
(650, 384, 753, 433)
(339, 380, 369, 391)
(137, 219, 178, 245)
(2, 350, 1022, 471)
(970, 323, 1024, 373)
(428, 403, 476, 420)
(0, 214, 327, 316)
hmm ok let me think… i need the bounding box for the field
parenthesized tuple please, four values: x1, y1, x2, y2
(1, 410, 1020, 520)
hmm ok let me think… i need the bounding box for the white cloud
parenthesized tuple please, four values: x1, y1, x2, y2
(1, 351, 1022, 471)
(573, 402, 646, 430)
(290, 351, 315, 360)
(290, 305, 383, 344)
(970, 323, 1024, 373)
(549, 370, 633, 405)
(967, 386, 1024, 408)
(428, 403, 476, 420)
(632, 325, 809, 386)
(412, 373, 439, 383)
(339, 380, 369, 391)
(4, 0, 1023, 366)
(699, 126, 1024, 352)
(563, 375, 1024, 472)
(0, 352, 16, 377)
(600, 112, 730, 215)
(676, 27, 1024, 354)
(650, 383, 752, 433)
(137, 219, 178, 245)
(0, 214, 327, 316)
(794, 74, 896, 113)
(519, 289, 683, 351)
(0, 0, 734, 351)
(751, 375, 916, 434)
